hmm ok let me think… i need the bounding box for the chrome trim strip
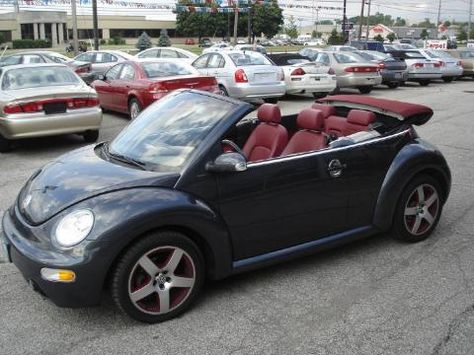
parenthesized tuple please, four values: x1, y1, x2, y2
(232, 225, 372, 269)
(247, 129, 409, 169)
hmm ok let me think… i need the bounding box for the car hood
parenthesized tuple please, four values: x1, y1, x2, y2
(18, 144, 180, 225)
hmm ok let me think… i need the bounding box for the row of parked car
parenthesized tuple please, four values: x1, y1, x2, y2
(0, 45, 473, 152)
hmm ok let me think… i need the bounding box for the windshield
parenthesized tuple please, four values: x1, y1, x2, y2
(228, 51, 271, 66)
(2, 66, 80, 90)
(334, 53, 362, 63)
(109, 92, 234, 172)
(142, 62, 196, 78)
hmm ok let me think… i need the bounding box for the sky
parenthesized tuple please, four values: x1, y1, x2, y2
(0, 0, 472, 25)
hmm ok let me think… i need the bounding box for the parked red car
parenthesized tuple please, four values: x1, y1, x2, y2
(91, 59, 220, 119)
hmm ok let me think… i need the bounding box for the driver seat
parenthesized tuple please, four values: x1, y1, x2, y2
(243, 104, 288, 162)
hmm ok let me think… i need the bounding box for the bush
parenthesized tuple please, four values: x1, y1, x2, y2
(107, 36, 126, 45)
(12, 39, 52, 49)
(327, 29, 344, 45)
(100, 39, 106, 45)
(136, 32, 152, 51)
(158, 29, 171, 47)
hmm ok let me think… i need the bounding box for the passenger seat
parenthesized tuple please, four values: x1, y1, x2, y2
(243, 104, 288, 162)
(281, 109, 327, 156)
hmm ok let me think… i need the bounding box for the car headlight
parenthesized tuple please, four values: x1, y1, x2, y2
(54, 210, 94, 248)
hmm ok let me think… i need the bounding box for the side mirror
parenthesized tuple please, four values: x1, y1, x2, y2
(97, 74, 106, 81)
(206, 152, 247, 173)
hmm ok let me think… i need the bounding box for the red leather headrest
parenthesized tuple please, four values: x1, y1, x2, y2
(347, 109, 376, 126)
(311, 103, 336, 119)
(297, 109, 325, 131)
(257, 103, 281, 123)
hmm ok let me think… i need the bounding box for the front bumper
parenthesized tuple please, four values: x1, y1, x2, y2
(0, 108, 102, 140)
(337, 75, 383, 88)
(1, 206, 107, 307)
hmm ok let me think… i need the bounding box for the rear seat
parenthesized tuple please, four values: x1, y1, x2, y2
(345, 110, 376, 135)
(311, 103, 336, 119)
(325, 115, 346, 137)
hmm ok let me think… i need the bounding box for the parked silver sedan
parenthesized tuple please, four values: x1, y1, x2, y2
(192, 50, 286, 102)
(0, 63, 102, 152)
(314, 51, 382, 94)
(418, 49, 463, 82)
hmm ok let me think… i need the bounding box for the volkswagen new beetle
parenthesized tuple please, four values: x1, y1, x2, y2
(1, 90, 451, 323)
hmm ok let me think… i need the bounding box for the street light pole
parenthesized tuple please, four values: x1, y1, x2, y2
(233, 8, 239, 45)
(92, 0, 99, 50)
(365, 0, 371, 42)
(357, 0, 365, 41)
(342, 0, 347, 43)
(71, 0, 79, 55)
(436, 0, 442, 38)
(469, 0, 472, 41)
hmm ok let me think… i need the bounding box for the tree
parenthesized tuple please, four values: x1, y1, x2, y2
(348, 12, 396, 26)
(315, 20, 333, 25)
(420, 29, 429, 40)
(251, 2, 284, 40)
(311, 30, 322, 38)
(443, 20, 451, 27)
(327, 29, 344, 45)
(285, 16, 299, 39)
(386, 32, 396, 43)
(374, 34, 384, 42)
(158, 29, 171, 47)
(136, 32, 152, 51)
(457, 29, 467, 42)
(394, 17, 406, 27)
(414, 18, 436, 29)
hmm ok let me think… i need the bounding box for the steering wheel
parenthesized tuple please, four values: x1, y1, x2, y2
(221, 139, 245, 157)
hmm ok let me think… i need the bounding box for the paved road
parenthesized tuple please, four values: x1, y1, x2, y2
(1, 81, 474, 354)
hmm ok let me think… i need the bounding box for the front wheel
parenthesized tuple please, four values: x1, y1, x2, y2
(0, 134, 12, 153)
(391, 174, 443, 243)
(111, 231, 205, 323)
(442, 76, 454, 83)
(128, 98, 142, 120)
(358, 86, 373, 94)
(419, 80, 430, 86)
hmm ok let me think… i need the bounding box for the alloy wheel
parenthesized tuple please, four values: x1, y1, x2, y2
(128, 246, 196, 315)
(404, 184, 439, 236)
(130, 101, 141, 120)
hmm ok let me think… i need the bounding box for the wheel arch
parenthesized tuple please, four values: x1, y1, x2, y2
(372, 141, 451, 231)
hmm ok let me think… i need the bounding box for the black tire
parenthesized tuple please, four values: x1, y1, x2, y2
(391, 174, 443, 243)
(358, 86, 373, 94)
(263, 98, 278, 104)
(218, 85, 229, 96)
(419, 80, 430, 86)
(386, 82, 399, 89)
(312, 92, 329, 99)
(0, 134, 12, 153)
(111, 231, 205, 323)
(83, 130, 99, 143)
(442, 76, 454, 83)
(128, 98, 142, 120)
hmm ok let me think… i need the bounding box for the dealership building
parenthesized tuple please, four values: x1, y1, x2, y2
(0, 9, 176, 45)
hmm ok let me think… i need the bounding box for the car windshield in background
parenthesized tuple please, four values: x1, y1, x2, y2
(287, 59, 311, 65)
(433, 51, 456, 59)
(229, 52, 271, 66)
(354, 51, 376, 61)
(334, 53, 361, 63)
(367, 51, 390, 60)
(404, 51, 425, 59)
(459, 51, 474, 59)
(143, 62, 195, 78)
(0, 56, 21, 66)
(2, 66, 80, 90)
(109, 92, 234, 172)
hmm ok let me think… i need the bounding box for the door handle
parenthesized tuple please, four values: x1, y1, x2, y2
(327, 159, 346, 178)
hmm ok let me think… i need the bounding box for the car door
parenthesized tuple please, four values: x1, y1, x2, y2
(192, 54, 211, 75)
(93, 64, 123, 110)
(206, 53, 227, 82)
(215, 148, 351, 261)
(114, 63, 136, 112)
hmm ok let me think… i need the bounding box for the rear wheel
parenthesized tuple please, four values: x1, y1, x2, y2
(391, 174, 443, 243)
(312, 92, 329, 99)
(0, 134, 12, 153)
(217, 85, 229, 96)
(419, 80, 430, 86)
(358, 86, 373, 94)
(442, 76, 454, 83)
(83, 130, 99, 143)
(386, 82, 399, 89)
(128, 98, 142, 120)
(263, 98, 278, 104)
(111, 231, 205, 323)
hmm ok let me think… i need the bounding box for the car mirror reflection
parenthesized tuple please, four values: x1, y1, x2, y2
(206, 152, 247, 173)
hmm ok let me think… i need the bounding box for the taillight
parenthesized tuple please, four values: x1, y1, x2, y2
(434, 62, 441, 68)
(21, 102, 42, 113)
(3, 104, 22, 114)
(378, 62, 385, 70)
(413, 63, 424, 68)
(69, 97, 99, 108)
(328, 67, 335, 75)
(75, 66, 90, 74)
(458, 61, 463, 66)
(291, 68, 305, 76)
(234, 69, 248, 83)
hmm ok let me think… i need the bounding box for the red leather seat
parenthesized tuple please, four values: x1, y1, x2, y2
(243, 104, 288, 162)
(311, 103, 336, 119)
(281, 109, 327, 156)
(325, 115, 347, 137)
(345, 109, 376, 135)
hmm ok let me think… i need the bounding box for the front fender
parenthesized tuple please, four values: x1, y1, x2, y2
(372, 139, 451, 230)
(78, 187, 233, 280)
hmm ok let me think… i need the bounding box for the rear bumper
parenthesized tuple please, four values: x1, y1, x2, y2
(228, 82, 287, 99)
(407, 72, 443, 80)
(286, 75, 337, 94)
(0, 108, 102, 140)
(1, 207, 106, 308)
(440, 67, 463, 77)
(381, 70, 408, 83)
(337, 75, 383, 88)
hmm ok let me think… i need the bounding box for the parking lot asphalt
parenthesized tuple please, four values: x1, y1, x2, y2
(1, 80, 474, 354)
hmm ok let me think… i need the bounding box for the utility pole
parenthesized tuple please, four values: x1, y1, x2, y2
(315, 8, 320, 37)
(469, 0, 472, 41)
(357, 0, 365, 41)
(342, 0, 347, 43)
(233, 8, 239, 45)
(436, 0, 442, 39)
(92, 0, 99, 50)
(247, 7, 252, 44)
(365, 0, 371, 42)
(71, 0, 79, 55)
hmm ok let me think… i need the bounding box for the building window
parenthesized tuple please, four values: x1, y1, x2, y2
(109, 29, 175, 38)
(21, 23, 34, 40)
(45, 23, 52, 41)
